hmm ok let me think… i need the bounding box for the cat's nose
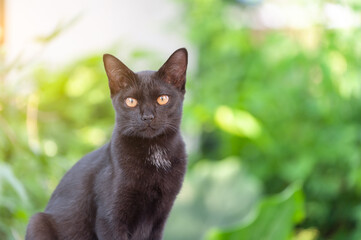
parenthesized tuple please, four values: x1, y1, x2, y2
(141, 114, 154, 122)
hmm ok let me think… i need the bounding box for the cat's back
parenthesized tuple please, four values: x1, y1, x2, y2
(37, 144, 111, 239)
(45, 143, 111, 212)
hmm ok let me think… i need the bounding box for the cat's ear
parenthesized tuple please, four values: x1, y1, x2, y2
(158, 48, 188, 92)
(103, 54, 136, 96)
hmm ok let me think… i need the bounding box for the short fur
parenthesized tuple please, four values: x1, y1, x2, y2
(26, 48, 188, 240)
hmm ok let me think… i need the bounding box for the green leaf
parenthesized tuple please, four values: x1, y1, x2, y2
(215, 106, 262, 139)
(164, 157, 261, 240)
(0, 163, 28, 203)
(206, 183, 304, 240)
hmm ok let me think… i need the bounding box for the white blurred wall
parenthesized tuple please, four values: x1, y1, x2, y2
(5, 0, 186, 67)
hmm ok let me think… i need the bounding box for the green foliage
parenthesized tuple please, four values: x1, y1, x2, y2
(164, 157, 261, 240)
(181, 0, 361, 239)
(0, 163, 29, 238)
(0, 53, 114, 238)
(206, 183, 304, 240)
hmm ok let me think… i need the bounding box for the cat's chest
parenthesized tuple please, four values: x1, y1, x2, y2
(117, 143, 182, 193)
(146, 144, 171, 170)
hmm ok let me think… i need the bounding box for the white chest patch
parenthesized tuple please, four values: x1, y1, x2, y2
(148, 145, 171, 170)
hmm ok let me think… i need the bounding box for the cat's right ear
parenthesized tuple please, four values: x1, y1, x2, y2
(103, 54, 136, 96)
(158, 48, 188, 93)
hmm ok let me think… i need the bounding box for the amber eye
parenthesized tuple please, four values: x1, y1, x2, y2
(125, 97, 138, 107)
(157, 95, 169, 105)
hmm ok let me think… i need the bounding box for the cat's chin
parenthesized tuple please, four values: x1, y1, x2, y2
(140, 127, 158, 138)
(121, 126, 164, 139)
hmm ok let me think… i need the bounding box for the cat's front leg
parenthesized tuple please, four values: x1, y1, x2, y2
(25, 213, 58, 240)
(149, 216, 168, 240)
(95, 217, 130, 240)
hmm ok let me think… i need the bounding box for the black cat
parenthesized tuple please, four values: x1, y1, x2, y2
(26, 48, 188, 240)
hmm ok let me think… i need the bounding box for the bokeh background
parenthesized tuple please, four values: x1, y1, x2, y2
(1, 0, 361, 239)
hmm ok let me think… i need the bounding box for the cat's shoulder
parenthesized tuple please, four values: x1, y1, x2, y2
(62, 143, 111, 179)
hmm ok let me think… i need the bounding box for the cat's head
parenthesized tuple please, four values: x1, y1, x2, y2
(103, 48, 188, 139)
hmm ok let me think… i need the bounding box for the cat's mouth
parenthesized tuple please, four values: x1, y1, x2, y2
(138, 124, 163, 138)
(141, 125, 156, 131)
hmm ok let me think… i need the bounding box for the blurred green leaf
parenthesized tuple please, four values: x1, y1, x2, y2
(206, 183, 304, 240)
(0, 163, 28, 203)
(164, 157, 261, 240)
(215, 105, 262, 139)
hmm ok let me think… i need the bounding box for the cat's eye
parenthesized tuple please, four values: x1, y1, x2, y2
(125, 97, 138, 107)
(157, 95, 169, 105)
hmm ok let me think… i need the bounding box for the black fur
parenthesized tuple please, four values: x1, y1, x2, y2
(26, 48, 188, 240)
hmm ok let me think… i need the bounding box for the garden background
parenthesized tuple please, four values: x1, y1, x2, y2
(1, 0, 361, 239)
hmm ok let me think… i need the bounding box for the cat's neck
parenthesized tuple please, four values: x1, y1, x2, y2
(111, 127, 177, 147)
(109, 126, 179, 169)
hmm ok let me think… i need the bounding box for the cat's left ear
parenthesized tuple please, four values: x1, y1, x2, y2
(158, 48, 188, 93)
